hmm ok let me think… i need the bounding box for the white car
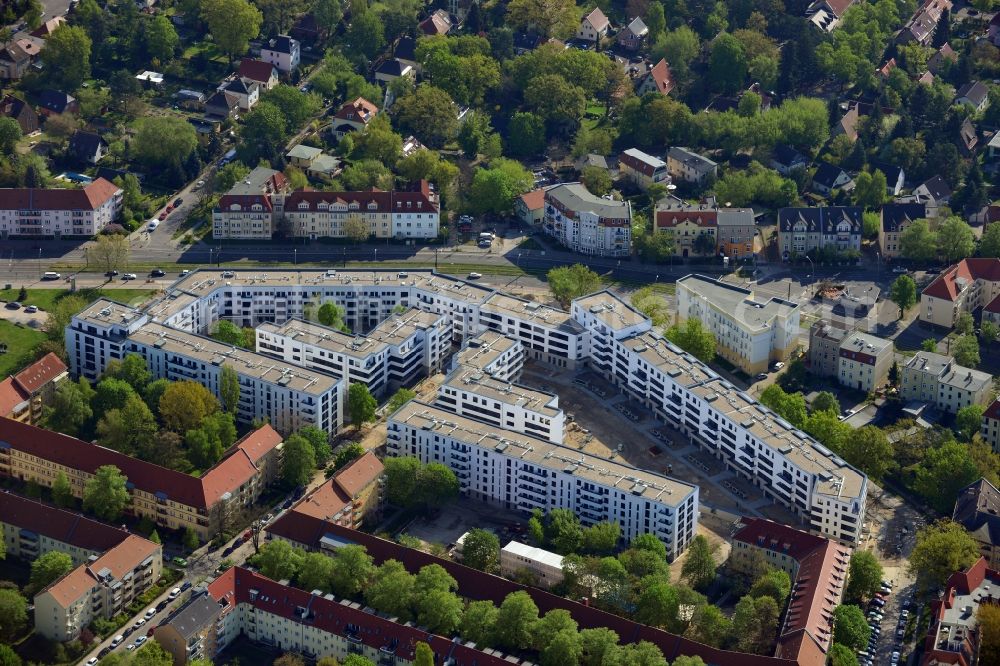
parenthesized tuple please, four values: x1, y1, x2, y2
(892, 266, 907, 274)
(147, 220, 159, 231)
(133, 617, 145, 629)
(87, 658, 98, 665)
(144, 607, 156, 620)
(110, 635, 124, 648)
(122, 273, 137, 280)
(169, 587, 181, 599)
(134, 636, 147, 647)
(467, 272, 482, 280)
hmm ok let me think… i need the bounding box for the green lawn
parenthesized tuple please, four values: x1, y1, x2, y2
(0, 288, 158, 311)
(0, 320, 47, 377)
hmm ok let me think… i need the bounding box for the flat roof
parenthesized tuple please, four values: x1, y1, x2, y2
(391, 401, 697, 504)
(678, 274, 799, 332)
(481, 292, 583, 333)
(367, 308, 445, 346)
(687, 378, 865, 500)
(454, 331, 521, 372)
(840, 332, 892, 355)
(443, 366, 560, 417)
(131, 321, 341, 394)
(258, 318, 387, 358)
(573, 290, 649, 331)
(73, 298, 146, 328)
(625, 330, 719, 387)
(502, 540, 564, 569)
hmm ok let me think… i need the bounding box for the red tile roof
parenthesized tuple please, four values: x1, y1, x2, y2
(216, 194, 273, 212)
(89, 534, 159, 579)
(13, 352, 67, 395)
(0, 491, 131, 553)
(0, 378, 26, 417)
(922, 258, 1000, 302)
(334, 97, 377, 123)
(333, 451, 383, 498)
(646, 58, 675, 95)
(519, 188, 546, 211)
(985, 292, 1000, 314)
(656, 207, 717, 229)
(825, 0, 856, 17)
(231, 424, 282, 464)
(0, 178, 120, 211)
(985, 399, 1000, 422)
(237, 58, 276, 83)
(42, 566, 96, 607)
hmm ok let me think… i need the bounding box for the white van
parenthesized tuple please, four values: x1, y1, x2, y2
(42, 271, 60, 280)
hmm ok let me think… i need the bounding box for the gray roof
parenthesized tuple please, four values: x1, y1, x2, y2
(667, 147, 717, 173)
(953, 477, 1000, 547)
(904, 351, 952, 377)
(716, 208, 755, 226)
(227, 166, 282, 195)
(677, 274, 798, 332)
(545, 183, 631, 221)
(161, 594, 222, 640)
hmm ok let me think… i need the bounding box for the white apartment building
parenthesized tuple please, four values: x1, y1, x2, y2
(0, 178, 123, 238)
(436, 366, 565, 444)
(901, 351, 993, 414)
(388, 401, 699, 559)
(479, 292, 586, 369)
(500, 541, 565, 588)
(676, 274, 800, 375)
(65, 298, 151, 382)
(920, 258, 1000, 329)
(838, 332, 893, 393)
(260, 35, 300, 72)
(543, 183, 632, 257)
(449, 330, 525, 381)
(570, 290, 866, 545)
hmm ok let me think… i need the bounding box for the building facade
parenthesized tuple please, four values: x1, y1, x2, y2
(500, 541, 565, 588)
(900, 351, 992, 414)
(879, 202, 928, 259)
(260, 35, 300, 72)
(808, 320, 850, 379)
(920, 258, 1000, 329)
(837, 332, 893, 393)
(953, 478, 1000, 570)
(716, 208, 757, 259)
(618, 148, 670, 191)
(666, 147, 718, 184)
(676, 274, 801, 375)
(777, 207, 863, 259)
(654, 203, 717, 258)
(542, 183, 632, 257)
(983, 400, 1000, 453)
(0, 352, 68, 424)
(0, 178, 122, 238)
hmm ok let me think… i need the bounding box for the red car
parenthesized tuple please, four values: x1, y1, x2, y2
(158, 210, 168, 221)
(243, 530, 252, 541)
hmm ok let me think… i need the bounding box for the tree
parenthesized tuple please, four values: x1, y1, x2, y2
(149, 530, 161, 545)
(417, 588, 464, 634)
(750, 569, 792, 604)
(416, 463, 459, 508)
(105, 354, 152, 392)
(956, 312, 975, 336)
(274, 654, 305, 666)
(601, 641, 668, 666)
(298, 426, 332, 466)
(980, 222, 1000, 258)
(384, 456, 420, 507)
(42, 25, 91, 90)
(0, 118, 21, 156)
(346, 11, 385, 59)
(680, 535, 717, 590)
(42, 378, 93, 437)
(332, 443, 365, 471)
(183, 527, 200, 551)
(811, 391, 840, 415)
(524, 74, 586, 127)
(845, 551, 883, 603)
(90, 233, 130, 274)
(541, 630, 583, 666)
(853, 170, 887, 210)
(239, 102, 287, 164)
(495, 591, 539, 650)
(330, 545, 375, 597)
(413, 642, 434, 666)
(366, 559, 416, 620)
(506, 0, 578, 39)
(461, 600, 499, 647)
(507, 112, 546, 158)
(282, 434, 317, 486)
(909, 521, 980, 591)
(939, 216, 976, 263)
(665, 318, 718, 364)
(314, 0, 344, 38)
(52, 471, 74, 508)
(468, 159, 534, 215)
(220, 365, 241, 414)
(394, 85, 459, 148)
(841, 426, 893, 480)
(211, 321, 247, 348)
(145, 14, 179, 62)
(318, 302, 348, 330)
(582, 521, 620, 555)
(979, 603, 1000, 666)
(889, 274, 917, 318)
(914, 441, 981, 512)
(342, 214, 370, 243)
(982, 321, 999, 344)
(201, 0, 262, 63)
(544, 508, 583, 554)
(347, 382, 377, 428)
(92, 377, 137, 420)
(548, 264, 601, 307)
(262, 85, 322, 134)
(252, 540, 305, 581)
(900, 219, 939, 263)
(462, 529, 500, 573)
(82, 465, 130, 521)
(635, 579, 679, 628)
(626, 535, 668, 565)
(29, 551, 73, 595)
(957, 405, 986, 441)
(0, 589, 28, 642)
(827, 643, 859, 666)
(581, 166, 612, 196)
(687, 604, 730, 648)
(215, 162, 251, 192)
(159, 381, 219, 433)
(0, 645, 21, 666)
(186, 411, 237, 469)
(731, 595, 780, 654)
(709, 34, 747, 94)
(953, 334, 981, 368)
(386, 388, 416, 415)
(132, 117, 198, 169)
(833, 604, 871, 651)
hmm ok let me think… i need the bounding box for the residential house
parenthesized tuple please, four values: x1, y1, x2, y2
(770, 144, 810, 175)
(838, 331, 893, 392)
(68, 130, 107, 165)
(286, 144, 341, 181)
(577, 8, 610, 43)
(0, 95, 38, 134)
(920, 258, 1000, 329)
(542, 183, 632, 256)
(286, 144, 323, 169)
(901, 351, 992, 413)
(36, 90, 77, 116)
(419, 9, 453, 36)
(212, 194, 274, 239)
(0, 178, 122, 238)
(805, 0, 857, 31)
(716, 207, 757, 259)
(777, 206, 864, 259)
(919, 557, 1000, 666)
(260, 35, 300, 72)
(912, 175, 952, 205)
(375, 58, 414, 86)
(879, 202, 928, 259)
(218, 77, 259, 111)
(984, 401, 1000, 452)
(636, 58, 674, 96)
(871, 161, 906, 195)
(956, 81, 990, 113)
(809, 319, 851, 378)
(576, 153, 609, 173)
(655, 202, 718, 257)
(928, 43, 957, 73)
(618, 17, 648, 50)
(730, 518, 851, 657)
(515, 188, 546, 225)
(155, 592, 223, 664)
(831, 103, 860, 142)
(225, 166, 289, 197)
(877, 58, 897, 79)
(897, 0, 952, 46)
(500, 541, 565, 588)
(0, 41, 33, 80)
(287, 451, 384, 529)
(135, 71, 164, 88)
(986, 289, 1000, 329)
(0, 352, 68, 424)
(400, 135, 425, 157)
(618, 148, 670, 191)
(959, 117, 978, 156)
(666, 147, 717, 184)
(676, 274, 800, 374)
(953, 478, 1000, 567)
(811, 162, 855, 195)
(237, 58, 279, 91)
(331, 97, 378, 139)
(204, 91, 239, 119)
(393, 36, 420, 73)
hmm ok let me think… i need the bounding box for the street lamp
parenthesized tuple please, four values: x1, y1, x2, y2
(805, 255, 814, 280)
(37, 247, 41, 279)
(293, 248, 297, 265)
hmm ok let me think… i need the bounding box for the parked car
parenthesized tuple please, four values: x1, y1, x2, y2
(467, 272, 482, 279)
(180, 581, 192, 592)
(144, 607, 156, 620)
(132, 618, 145, 630)
(4, 302, 20, 309)
(122, 273, 137, 280)
(147, 220, 159, 231)
(150, 269, 166, 277)
(156, 600, 168, 612)
(173, 198, 183, 207)
(172, 557, 189, 567)
(243, 530, 253, 541)
(158, 210, 168, 221)
(180, 270, 190, 276)
(24, 305, 37, 313)
(169, 587, 181, 599)
(221, 271, 235, 278)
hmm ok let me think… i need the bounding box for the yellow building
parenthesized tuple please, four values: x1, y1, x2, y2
(0, 352, 68, 424)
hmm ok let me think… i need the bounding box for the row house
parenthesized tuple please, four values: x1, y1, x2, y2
(837, 331, 893, 393)
(287, 451, 385, 530)
(777, 206, 863, 259)
(543, 183, 632, 257)
(879, 202, 928, 259)
(0, 178, 122, 238)
(919, 258, 1000, 329)
(897, 0, 952, 45)
(655, 202, 717, 257)
(666, 147, 718, 184)
(0, 418, 283, 542)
